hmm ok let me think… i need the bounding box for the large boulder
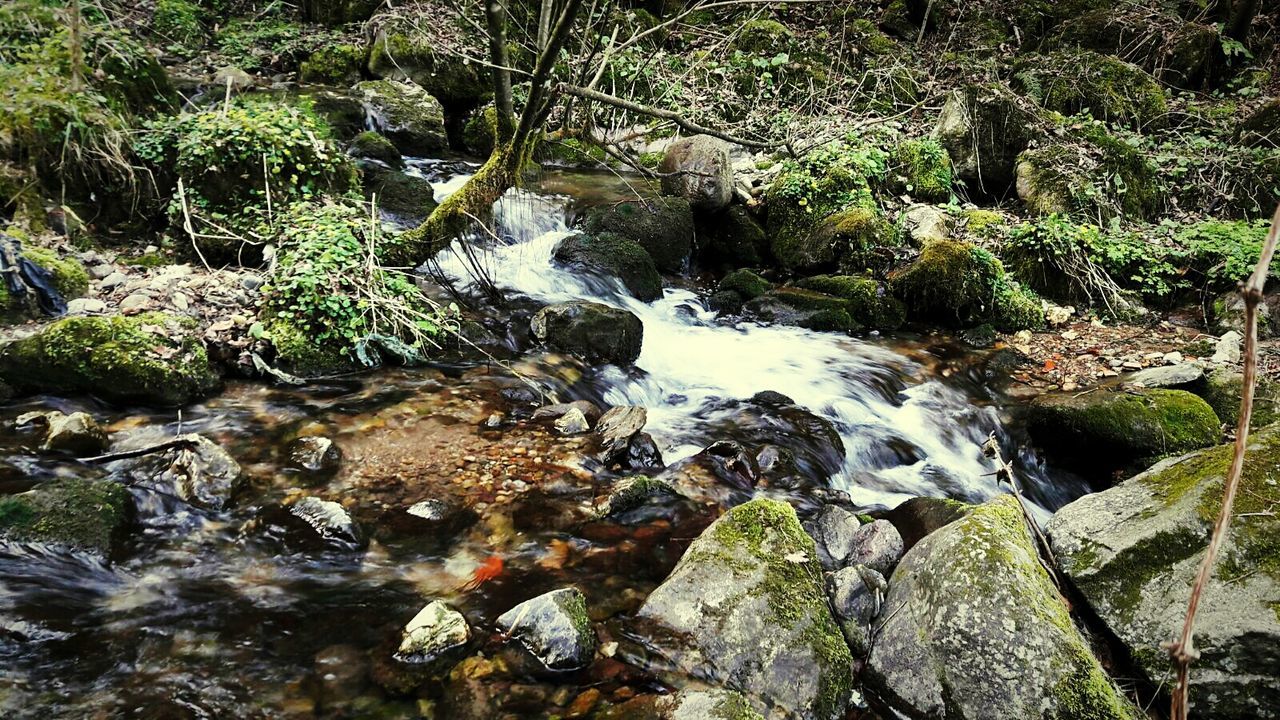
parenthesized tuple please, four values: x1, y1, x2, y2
(635, 499, 853, 720)
(1027, 388, 1220, 469)
(770, 205, 897, 276)
(1015, 124, 1163, 222)
(579, 199, 695, 273)
(361, 166, 439, 227)
(891, 240, 1043, 331)
(356, 80, 448, 156)
(530, 301, 643, 365)
(0, 478, 133, 557)
(1196, 367, 1280, 431)
(553, 233, 663, 302)
(1048, 427, 1280, 719)
(866, 495, 1139, 720)
(0, 313, 219, 407)
(933, 83, 1040, 197)
(698, 205, 770, 271)
(1013, 50, 1167, 129)
(659, 135, 734, 211)
(367, 23, 489, 108)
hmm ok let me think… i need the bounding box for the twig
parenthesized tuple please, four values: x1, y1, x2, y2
(980, 431, 1063, 590)
(1165, 203, 1280, 719)
(81, 437, 199, 464)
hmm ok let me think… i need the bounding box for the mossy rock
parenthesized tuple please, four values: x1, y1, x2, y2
(1048, 426, 1280, 717)
(0, 478, 133, 557)
(773, 205, 896, 276)
(530, 301, 644, 365)
(764, 154, 879, 272)
(553, 232, 663, 302)
(462, 105, 499, 157)
(890, 240, 1003, 327)
(579, 199, 695, 273)
(300, 43, 365, 86)
(362, 167, 438, 227)
(636, 499, 853, 719)
(734, 19, 793, 54)
(367, 25, 488, 106)
(1, 246, 88, 320)
(794, 275, 907, 330)
(932, 83, 1042, 197)
(867, 495, 1139, 720)
(265, 317, 356, 377)
(889, 138, 953, 202)
(719, 268, 772, 301)
(1027, 388, 1220, 469)
(356, 79, 448, 156)
(993, 280, 1046, 332)
(349, 131, 404, 169)
(1013, 0, 1109, 40)
(1196, 367, 1280, 431)
(745, 287, 860, 332)
(1238, 98, 1280, 148)
(0, 312, 219, 406)
(1013, 50, 1167, 129)
(1015, 123, 1163, 222)
(698, 205, 770, 271)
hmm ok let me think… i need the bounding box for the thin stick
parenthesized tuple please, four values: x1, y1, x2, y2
(1166, 202, 1280, 719)
(82, 438, 199, 464)
(981, 432, 1063, 589)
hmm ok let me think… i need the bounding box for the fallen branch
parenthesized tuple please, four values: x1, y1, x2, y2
(557, 83, 789, 152)
(81, 438, 198, 464)
(1165, 202, 1280, 720)
(981, 432, 1063, 590)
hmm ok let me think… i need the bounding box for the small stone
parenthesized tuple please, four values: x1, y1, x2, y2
(396, 601, 470, 664)
(172, 292, 189, 311)
(118, 293, 151, 312)
(807, 504, 863, 570)
(99, 272, 127, 289)
(554, 407, 591, 436)
(42, 411, 109, 455)
(65, 298, 106, 314)
(1163, 351, 1184, 365)
(826, 564, 886, 656)
(89, 263, 114, 279)
(1044, 304, 1074, 327)
(286, 436, 342, 475)
(1212, 331, 1242, 365)
(496, 587, 597, 671)
(214, 65, 255, 91)
(241, 275, 264, 292)
(1060, 330, 1079, 341)
(846, 519, 905, 576)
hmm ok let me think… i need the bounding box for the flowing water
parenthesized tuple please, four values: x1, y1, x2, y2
(0, 162, 1086, 718)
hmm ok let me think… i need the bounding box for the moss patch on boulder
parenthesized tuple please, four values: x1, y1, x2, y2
(0, 478, 133, 556)
(554, 232, 663, 302)
(890, 240, 1001, 326)
(300, 43, 365, 85)
(1014, 50, 1167, 129)
(356, 79, 448, 156)
(349, 131, 404, 169)
(795, 275, 907, 330)
(579, 199, 695, 273)
(1015, 122, 1162, 222)
(367, 23, 488, 107)
(889, 138, 953, 202)
(1197, 367, 1280, 431)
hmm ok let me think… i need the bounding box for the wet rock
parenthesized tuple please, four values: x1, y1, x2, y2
(262, 497, 365, 551)
(108, 432, 243, 511)
(0, 478, 133, 556)
(579, 199, 695, 273)
(348, 131, 404, 169)
(356, 79, 447, 156)
(375, 498, 477, 544)
(287, 436, 342, 475)
(531, 301, 643, 365)
(827, 564, 886, 657)
(882, 496, 972, 551)
(1048, 427, 1280, 719)
(866, 496, 1137, 720)
(596, 476, 679, 518)
(595, 405, 648, 461)
(0, 313, 219, 407)
(698, 205, 769, 271)
(396, 601, 470, 664)
(1027, 388, 1220, 470)
(362, 167, 439, 227)
(599, 689, 764, 720)
(624, 432, 664, 470)
(847, 519, 904, 576)
(1126, 363, 1205, 390)
(20, 411, 108, 455)
(658, 135, 733, 211)
(533, 400, 602, 425)
(552, 233, 662, 302)
(554, 407, 591, 436)
(636, 499, 852, 720)
(496, 587, 597, 672)
(806, 504, 863, 571)
(684, 395, 845, 486)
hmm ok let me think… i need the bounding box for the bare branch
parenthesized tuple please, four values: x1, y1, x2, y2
(1166, 202, 1280, 720)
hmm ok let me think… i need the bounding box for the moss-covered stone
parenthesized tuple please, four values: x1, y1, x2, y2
(795, 275, 907, 330)
(367, 25, 488, 107)
(363, 167, 438, 226)
(890, 240, 1004, 327)
(993, 280, 1046, 332)
(734, 19, 793, 54)
(868, 495, 1138, 720)
(349, 131, 404, 169)
(1197, 367, 1280, 431)
(0, 478, 133, 556)
(699, 206, 770, 271)
(462, 105, 499, 157)
(932, 83, 1042, 197)
(1048, 427, 1280, 717)
(719, 269, 771, 301)
(579, 199, 695, 273)
(265, 317, 355, 377)
(1014, 50, 1167, 129)
(1, 246, 88, 319)
(1015, 122, 1162, 222)
(637, 499, 853, 719)
(963, 208, 1006, 238)
(765, 147, 883, 273)
(0, 312, 219, 406)
(356, 79, 448, 156)
(300, 43, 365, 85)
(1238, 98, 1280, 149)
(1028, 388, 1220, 469)
(554, 232, 663, 302)
(890, 138, 953, 202)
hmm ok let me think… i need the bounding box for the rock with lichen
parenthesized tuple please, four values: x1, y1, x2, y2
(0, 313, 219, 406)
(1048, 428, 1280, 719)
(890, 240, 1043, 331)
(496, 587, 596, 672)
(932, 83, 1042, 197)
(579, 199, 695, 273)
(867, 495, 1139, 720)
(659, 135, 734, 211)
(553, 232, 663, 302)
(356, 79, 448, 156)
(0, 478, 133, 557)
(635, 498, 853, 720)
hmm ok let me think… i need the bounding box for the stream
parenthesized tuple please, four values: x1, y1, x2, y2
(0, 162, 1088, 718)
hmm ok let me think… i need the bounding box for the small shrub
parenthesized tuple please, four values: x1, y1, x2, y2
(152, 0, 204, 52)
(890, 138, 953, 202)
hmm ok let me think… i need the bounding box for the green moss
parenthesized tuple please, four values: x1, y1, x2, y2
(735, 20, 793, 54)
(580, 199, 694, 273)
(0, 478, 132, 555)
(555, 232, 662, 302)
(1014, 50, 1166, 129)
(348, 131, 402, 168)
(1051, 645, 1143, 720)
(0, 312, 218, 406)
(20, 247, 88, 299)
(890, 240, 1005, 327)
(964, 209, 1005, 237)
(265, 317, 354, 377)
(367, 27, 488, 104)
(1029, 389, 1221, 465)
(1199, 368, 1280, 430)
(993, 279, 1045, 331)
(299, 43, 365, 85)
(719, 269, 771, 300)
(795, 275, 906, 330)
(1016, 122, 1162, 222)
(122, 251, 172, 268)
(891, 138, 953, 202)
(462, 105, 499, 157)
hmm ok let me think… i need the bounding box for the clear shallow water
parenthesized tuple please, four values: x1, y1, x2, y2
(0, 165, 1083, 718)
